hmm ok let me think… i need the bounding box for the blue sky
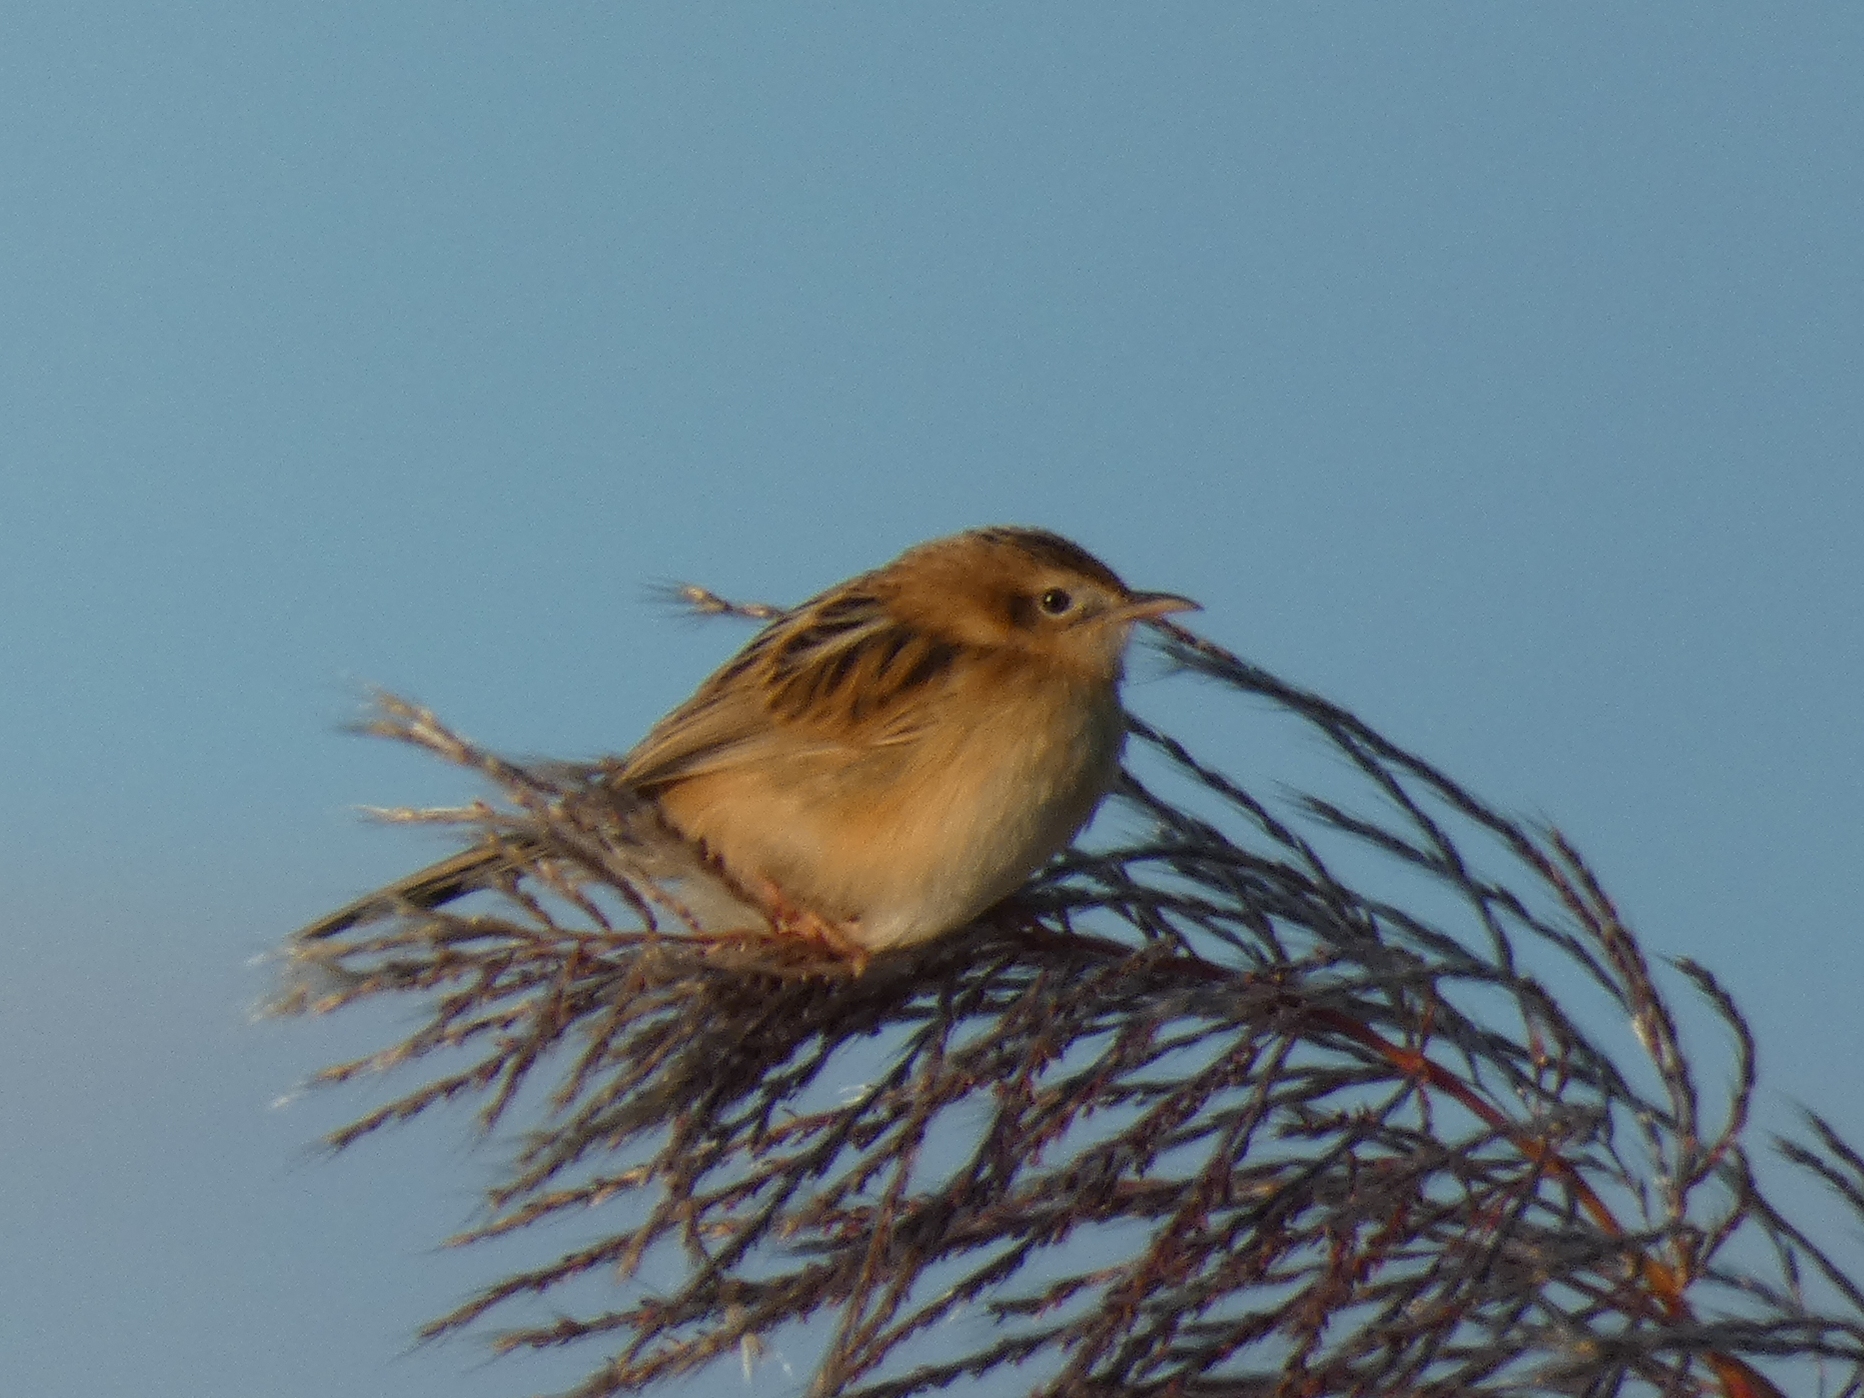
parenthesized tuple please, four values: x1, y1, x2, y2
(2, 6, 1860, 1395)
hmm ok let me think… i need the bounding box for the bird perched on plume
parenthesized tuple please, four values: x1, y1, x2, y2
(299, 527, 1196, 965)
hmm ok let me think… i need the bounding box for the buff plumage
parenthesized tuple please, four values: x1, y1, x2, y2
(300, 527, 1196, 964)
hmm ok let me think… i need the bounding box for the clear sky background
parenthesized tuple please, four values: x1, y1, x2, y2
(2, 7, 1860, 1396)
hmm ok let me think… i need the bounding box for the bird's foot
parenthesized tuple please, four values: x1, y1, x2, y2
(774, 907, 870, 975)
(752, 880, 870, 975)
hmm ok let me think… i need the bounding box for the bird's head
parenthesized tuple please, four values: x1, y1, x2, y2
(879, 527, 1198, 682)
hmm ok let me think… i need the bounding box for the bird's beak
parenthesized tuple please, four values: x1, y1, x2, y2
(1119, 590, 1200, 622)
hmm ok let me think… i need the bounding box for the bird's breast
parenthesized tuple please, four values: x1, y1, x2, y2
(656, 669, 1126, 950)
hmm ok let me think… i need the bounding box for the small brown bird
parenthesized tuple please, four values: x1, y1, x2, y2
(300, 527, 1196, 961)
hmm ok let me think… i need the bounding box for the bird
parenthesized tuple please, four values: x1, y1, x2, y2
(297, 527, 1197, 965)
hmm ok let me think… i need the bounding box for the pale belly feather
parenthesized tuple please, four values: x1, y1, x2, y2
(658, 680, 1126, 950)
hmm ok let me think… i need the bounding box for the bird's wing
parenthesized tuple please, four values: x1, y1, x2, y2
(619, 592, 963, 791)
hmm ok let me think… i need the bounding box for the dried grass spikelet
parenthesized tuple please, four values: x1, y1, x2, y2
(270, 606, 1864, 1398)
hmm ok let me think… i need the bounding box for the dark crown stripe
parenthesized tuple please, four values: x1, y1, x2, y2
(970, 527, 1124, 591)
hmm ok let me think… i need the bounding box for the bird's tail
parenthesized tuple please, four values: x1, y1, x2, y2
(294, 841, 527, 940)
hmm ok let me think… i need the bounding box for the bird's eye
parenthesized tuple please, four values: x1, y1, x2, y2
(1038, 587, 1075, 616)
